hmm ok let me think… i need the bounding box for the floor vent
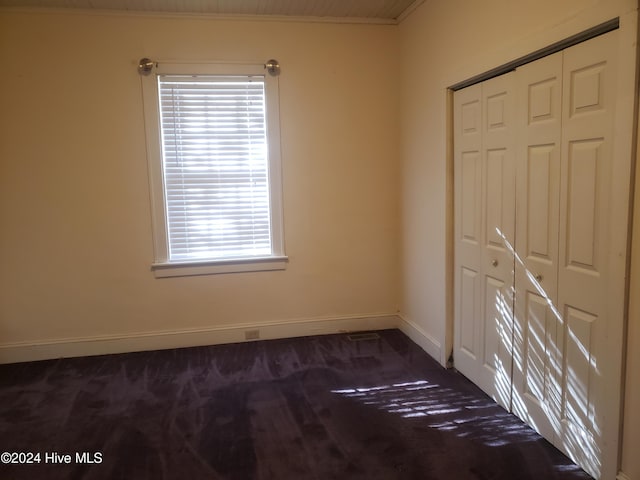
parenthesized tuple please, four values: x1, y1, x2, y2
(347, 332, 381, 342)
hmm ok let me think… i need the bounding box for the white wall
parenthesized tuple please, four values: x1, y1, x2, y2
(0, 11, 401, 354)
(398, 0, 639, 477)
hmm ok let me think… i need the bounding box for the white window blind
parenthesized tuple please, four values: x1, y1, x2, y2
(158, 75, 272, 261)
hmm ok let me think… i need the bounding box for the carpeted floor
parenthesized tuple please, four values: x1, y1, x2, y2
(0, 329, 592, 479)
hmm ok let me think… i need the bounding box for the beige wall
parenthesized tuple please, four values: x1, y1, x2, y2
(0, 11, 400, 344)
(2, 2, 640, 478)
(623, 127, 640, 480)
(398, 0, 639, 477)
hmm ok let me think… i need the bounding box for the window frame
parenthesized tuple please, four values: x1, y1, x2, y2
(141, 62, 287, 278)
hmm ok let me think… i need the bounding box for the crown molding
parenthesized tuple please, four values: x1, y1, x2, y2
(0, 6, 400, 25)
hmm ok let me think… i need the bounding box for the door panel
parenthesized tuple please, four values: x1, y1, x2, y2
(523, 291, 553, 407)
(454, 84, 483, 379)
(562, 306, 597, 430)
(565, 139, 602, 272)
(459, 266, 479, 358)
(485, 149, 506, 248)
(557, 31, 617, 479)
(526, 144, 554, 261)
(483, 275, 505, 373)
(454, 74, 515, 411)
(512, 51, 563, 442)
(478, 73, 516, 410)
(461, 151, 482, 244)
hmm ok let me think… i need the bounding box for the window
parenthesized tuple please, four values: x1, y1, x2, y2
(141, 62, 286, 277)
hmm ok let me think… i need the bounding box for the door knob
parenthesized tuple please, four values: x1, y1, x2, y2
(535, 274, 543, 282)
(492, 259, 498, 267)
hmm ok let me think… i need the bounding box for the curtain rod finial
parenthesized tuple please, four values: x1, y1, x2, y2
(138, 58, 155, 76)
(265, 59, 280, 77)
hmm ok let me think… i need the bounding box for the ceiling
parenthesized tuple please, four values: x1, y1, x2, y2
(0, 0, 424, 23)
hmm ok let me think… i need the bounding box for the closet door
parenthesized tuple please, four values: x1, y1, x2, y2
(477, 74, 516, 409)
(453, 83, 483, 387)
(511, 51, 563, 444)
(454, 29, 627, 480)
(510, 31, 621, 479)
(557, 31, 619, 480)
(453, 73, 515, 411)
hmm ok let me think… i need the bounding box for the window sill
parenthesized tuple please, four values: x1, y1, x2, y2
(151, 256, 288, 278)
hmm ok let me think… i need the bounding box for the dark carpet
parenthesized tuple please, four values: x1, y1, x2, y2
(0, 329, 591, 480)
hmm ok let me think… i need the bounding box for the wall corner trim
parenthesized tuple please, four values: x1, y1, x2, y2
(397, 314, 443, 365)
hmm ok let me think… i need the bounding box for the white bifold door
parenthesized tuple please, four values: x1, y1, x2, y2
(453, 72, 516, 413)
(453, 30, 629, 480)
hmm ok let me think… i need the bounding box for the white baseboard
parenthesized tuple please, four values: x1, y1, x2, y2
(617, 472, 631, 480)
(0, 314, 400, 364)
(0, 313, 446, 366)
(397, 314, 443, 366)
